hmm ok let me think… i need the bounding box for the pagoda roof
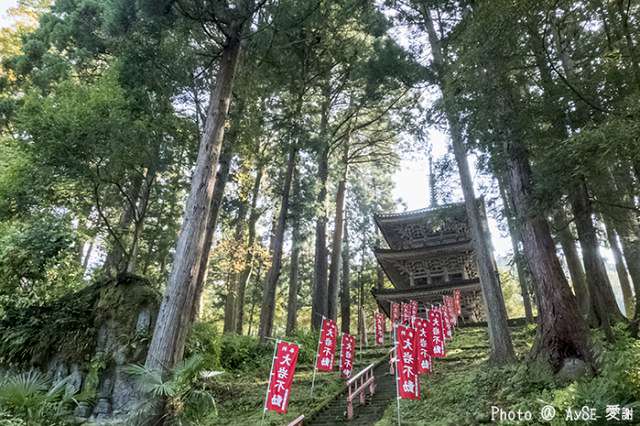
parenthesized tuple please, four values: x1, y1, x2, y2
(375, 241, 473, 289)
(374, 202, 471, 251)
(372, 279, 481, 317)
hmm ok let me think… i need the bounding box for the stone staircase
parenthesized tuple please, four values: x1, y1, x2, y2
(303, 342, 395, 426)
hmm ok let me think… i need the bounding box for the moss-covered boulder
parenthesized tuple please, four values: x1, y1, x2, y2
(0, 273, 161, 420)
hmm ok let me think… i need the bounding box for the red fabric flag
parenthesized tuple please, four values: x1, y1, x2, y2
(265, 341, 300, 414)
(429, 308, 446, 358)
(339, 333, 356, 378)
(410, 300, 418, 320)
(316, 318, 337, 371)
(442, 300, 453, 339)
(374, 312, 385, 346)
(391, 302, 401, 324)
(442, 298, 450, 333)
(395, 324, 421, 400)
(454, 289, 462, 316)
(401, 302, 412, 324)
(414, 317, 432, 374)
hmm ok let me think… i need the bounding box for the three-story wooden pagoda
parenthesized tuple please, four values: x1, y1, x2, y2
(372, 201, 494, 322)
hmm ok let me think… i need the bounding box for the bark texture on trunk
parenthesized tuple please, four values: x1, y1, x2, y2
(145, 36, 243, 373)
(327, 172, 347, 321)
(190, 143, 234, 322)
(553, 210, 591, 318)
(235, 165, 264, 334)
(311, 83, 331, 331)
(258, 147, 297, 341)
(340, 213, 351, 333)
(505, 143, 591, 370)
(570, 182, 623, 332)
(285, 171, 303, 336)
(311, 147, 329, 330)
(223, 198, 249, 334)
(498, 175, 533, 323)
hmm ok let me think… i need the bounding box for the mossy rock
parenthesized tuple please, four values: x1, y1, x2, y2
(0, 273, 160, 368)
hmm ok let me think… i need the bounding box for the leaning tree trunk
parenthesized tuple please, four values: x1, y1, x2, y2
(327, 163, 348, 321)
(423, 8, 515, 364)
(604, 218, 634, 317)
(341, 212, 351, 334)
(505, 142, 591, 371)
(552, 210, 592, 318)
(145, 35, 243, 374)
(285, 171, 303, 336)
(235, 165, 264, 334)
(570, 182, 623, 333)
(258, 146, 297, 341)
(190, 142, 234, 322)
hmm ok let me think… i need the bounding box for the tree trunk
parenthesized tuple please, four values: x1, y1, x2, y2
(126, 166, 156, 274)
(82, 238, 95, 273)
(190, 142, 234, 323)
(223, 198, 249, 334)
(327, 166, 347, 321)
(570, 182, 624, 332)
(103, 173, 143, 275)
(498, 176, 533, 323)
(604, 218, 634, 317)
(341, 212, 351, 333)
(145, 35, 243, 374)
(235, 165, 264, 334)
(285, 171, 303, 336)
(615, 219, 640, 322)
(423, 8, 515, 364)
(258, 146, 297, 341)
(552, 210, 591, 318)
(311, 83, 331, 330)
(505, 142, 591, 371)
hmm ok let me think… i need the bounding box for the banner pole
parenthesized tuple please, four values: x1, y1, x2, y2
(261, 339, 279, 426)
(393, 323, 401, 426)
(310, 317, 324, 397)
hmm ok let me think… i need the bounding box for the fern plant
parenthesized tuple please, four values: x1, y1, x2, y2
(0, 370, 75, 425)
(126, 354, 223, 425)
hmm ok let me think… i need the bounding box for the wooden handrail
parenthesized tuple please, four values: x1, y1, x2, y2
(287, 414, 304, 426)
(347, 362, 374, 386)
(346, 363, 377, 420)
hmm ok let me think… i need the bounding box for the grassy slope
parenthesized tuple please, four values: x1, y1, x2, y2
(208, 341, 391, 425)
(374, 324, 640, 426)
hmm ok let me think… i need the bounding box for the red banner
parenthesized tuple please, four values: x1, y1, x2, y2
(454, 289, 462, 316)
(396, 325, 421, 400)
(429, 308, 446, 358)
(401, 302, 412, 324)
(340, 333, 356, 378)
(374, 312, 385, 346)
(265, 341, 299, 414)
(410, 300, 418, 322)
(391, 302, 400, 324)
(316, 318, 337, 371)
(442, 300, 453, 339)
(414, 317, 432, 374)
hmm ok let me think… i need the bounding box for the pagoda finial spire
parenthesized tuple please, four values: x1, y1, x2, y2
(428, 145, 437, 207)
